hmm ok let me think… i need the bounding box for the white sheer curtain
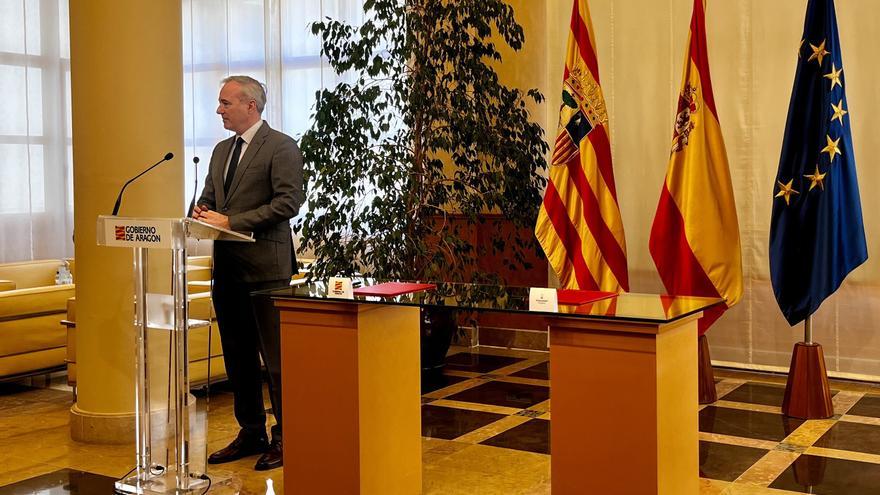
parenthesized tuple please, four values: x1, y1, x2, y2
(0, 0, 72, 263)
(181, 0, 364, 220)
(577, 0, 880, 379)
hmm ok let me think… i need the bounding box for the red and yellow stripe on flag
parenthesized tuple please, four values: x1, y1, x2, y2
(649, 0, 742, 334)
(535, 0, 628, 292)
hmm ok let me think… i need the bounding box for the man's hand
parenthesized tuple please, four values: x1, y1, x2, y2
(193, 205, 231, 230)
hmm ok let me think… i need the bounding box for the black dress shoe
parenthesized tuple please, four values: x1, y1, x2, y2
(254, 439, 282, 471)
(207, 431, 269, 464)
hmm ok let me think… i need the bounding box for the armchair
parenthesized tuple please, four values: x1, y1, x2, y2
(0, 259, 74, 381)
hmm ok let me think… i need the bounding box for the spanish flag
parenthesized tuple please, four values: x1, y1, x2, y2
(649, 0, 742, 334)
(535, 0, 628, 292)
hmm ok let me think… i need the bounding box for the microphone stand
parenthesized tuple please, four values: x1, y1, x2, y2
(187, 157, 200, 218)
(111, 152, 174, 216)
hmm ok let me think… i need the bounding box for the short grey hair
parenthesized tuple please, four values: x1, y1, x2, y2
(222, 75, 267, 113)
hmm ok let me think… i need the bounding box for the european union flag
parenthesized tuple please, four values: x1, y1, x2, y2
(769, 0, 867, 326)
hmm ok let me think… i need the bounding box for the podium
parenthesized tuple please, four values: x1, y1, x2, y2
(96, 215, 253, 494)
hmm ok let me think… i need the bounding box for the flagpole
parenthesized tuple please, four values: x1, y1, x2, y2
(804, 315, 813, 345)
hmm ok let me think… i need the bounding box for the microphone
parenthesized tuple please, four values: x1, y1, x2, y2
(187, 156, 200, 218)
(111, 152, 174, 216)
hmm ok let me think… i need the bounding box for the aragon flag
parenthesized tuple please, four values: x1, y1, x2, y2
(769, 0, 867, 326)
(535, 0, 629, 292)
(649, 0, 742, 335)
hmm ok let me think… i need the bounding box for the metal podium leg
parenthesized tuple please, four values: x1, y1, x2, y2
(134, 247, 152, 484)
(172, 247, 191, 490)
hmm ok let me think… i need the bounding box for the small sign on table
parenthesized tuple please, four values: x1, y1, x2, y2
(529, 287, 559, 312)
(328, 277, 354, 299)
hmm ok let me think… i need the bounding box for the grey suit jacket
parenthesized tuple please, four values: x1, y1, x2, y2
(197, 121, 305, 283)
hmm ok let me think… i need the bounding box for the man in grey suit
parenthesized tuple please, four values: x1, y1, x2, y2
(193, 75, 303, 471)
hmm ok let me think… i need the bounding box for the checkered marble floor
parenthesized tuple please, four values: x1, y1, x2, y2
(3, 347, 880, 494)
(420, 347, 880, 494)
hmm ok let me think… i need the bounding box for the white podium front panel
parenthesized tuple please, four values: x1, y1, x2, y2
(97, 216, 179, 249)
(97, 216, 254, 251)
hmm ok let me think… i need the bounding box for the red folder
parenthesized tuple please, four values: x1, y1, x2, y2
(353, 282, 437, 297)
(556, 289, 617, 306)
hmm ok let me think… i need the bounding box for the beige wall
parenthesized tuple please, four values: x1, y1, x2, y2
(508, 0, 880, 378)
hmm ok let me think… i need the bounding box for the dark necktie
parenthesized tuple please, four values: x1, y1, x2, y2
(223, 136, 244, 194)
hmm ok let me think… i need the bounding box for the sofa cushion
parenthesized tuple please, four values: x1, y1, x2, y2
(0, 285, 72, 363)
(189, 293, 215, 320)
(187, 266, 212, 283)
(0, 260, 64, 289)
(190, 355, 226, 385)
(0, 347, 66, 377)
(188, 256, 212, 268)
(0, 314, 67, 358)
(0, 285, 74, 320)
(189, 323, 223, 361)
(188, 281, 211, 294)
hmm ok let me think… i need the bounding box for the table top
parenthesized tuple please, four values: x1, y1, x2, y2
(255, 280, 724, 324)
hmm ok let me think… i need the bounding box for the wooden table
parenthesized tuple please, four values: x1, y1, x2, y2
(276, 299, 421, 495)
(264, 285, 717, 495)
(548, 310, 699, 494)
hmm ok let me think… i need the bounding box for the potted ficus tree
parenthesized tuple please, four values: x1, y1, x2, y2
(298, 0, 548, 373)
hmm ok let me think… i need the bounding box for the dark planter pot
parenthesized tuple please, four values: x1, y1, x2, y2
(420, 306, 457, 371)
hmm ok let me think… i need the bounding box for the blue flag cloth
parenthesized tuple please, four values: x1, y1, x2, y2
(769, 0, 867, 326)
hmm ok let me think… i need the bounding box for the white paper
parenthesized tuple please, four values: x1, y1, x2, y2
(528, 288, 558, 313)
(145, 293, 175, 328)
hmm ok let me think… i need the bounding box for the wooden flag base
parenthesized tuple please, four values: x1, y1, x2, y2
(698, 334, 717, 404)
(781, 342, 834, 419)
